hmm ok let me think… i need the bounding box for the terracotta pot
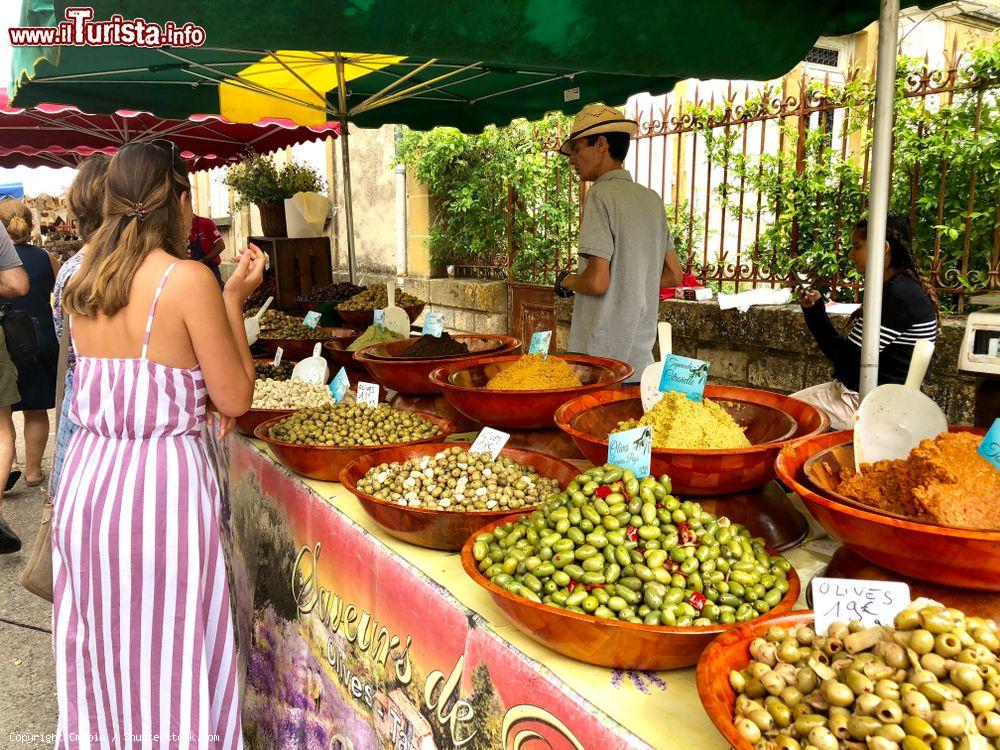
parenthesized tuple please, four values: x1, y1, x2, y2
(256, 200, 287, 237)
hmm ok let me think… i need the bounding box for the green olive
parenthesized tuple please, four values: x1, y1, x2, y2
(903, 715, 937, 742)
(930, 710, 966, 738)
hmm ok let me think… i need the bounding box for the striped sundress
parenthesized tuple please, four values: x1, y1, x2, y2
(52, 262, 242, 749)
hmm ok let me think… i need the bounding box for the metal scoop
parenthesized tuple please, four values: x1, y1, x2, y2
(243, 295, 273, 347)
(383, 281, 410, 337)
(853, 339, 948, 471)
(291, 343, 330, 385)
(640, 322, 672, 413)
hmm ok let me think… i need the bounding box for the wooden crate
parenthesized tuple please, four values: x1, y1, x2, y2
(251, 236, 333, 312)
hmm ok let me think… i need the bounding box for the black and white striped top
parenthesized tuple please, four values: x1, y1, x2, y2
(803, 274, 937, 392)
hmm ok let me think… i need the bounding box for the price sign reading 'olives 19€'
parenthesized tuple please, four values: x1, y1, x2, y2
(811, 577, 911, 635)
(528, 330, 552, 359)
(422, 312, 444, 337)
(302, 311, 322, 329)
(356, 381, 379, 408)
(607, 425, 652, 479)
(328, 367, 351, 404)
(272, 347, 283, 366)
(977, 418, 1000, 471)
(469, 427, 510, 460)
(373, 308, 386, 328)
(658, 354, 709, 402)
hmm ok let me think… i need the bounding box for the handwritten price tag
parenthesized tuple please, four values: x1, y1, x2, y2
(812, 577, 911, 635)
(373, 309, 386, 328)
(422, 312, 444, 337)
(328, 367, 350, 404)
(469, 427, 511, 460)
(978, 418, 1000, 471)
(272, 347, 283, 366)
(529, 331, 552, 359)
(356, 381, 380, 408)
(607, 425, 652, 479)
(303, 311, 322, 329)
(658, 354, 710, 402)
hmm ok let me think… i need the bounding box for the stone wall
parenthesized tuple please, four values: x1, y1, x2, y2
(402, 278, 508, 334)
(556, 298, 977, 424)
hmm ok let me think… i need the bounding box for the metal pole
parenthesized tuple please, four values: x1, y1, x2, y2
(858, 0, 900, 397)
(393, 125, 407, 282)
(335, 54, 358, 283)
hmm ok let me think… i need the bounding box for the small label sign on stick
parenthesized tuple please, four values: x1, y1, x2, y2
(373, 309, 386, 328)
(356, 381, 380, 408)
(978, 418, 1000, 470)
(272, 347, 283, 366)
(812, 577, 911, 635)
(422, 312, 444, 337)
(658, 354, 709, 402)
(528, 331, 552, 359)
(607, 425, 652, 479)
(469, 427, 510, 460)
(303, 311, 322, 329)
(328, 367, 350, 404)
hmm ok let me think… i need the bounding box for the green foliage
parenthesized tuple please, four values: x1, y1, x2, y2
(225, 152, 325, 209)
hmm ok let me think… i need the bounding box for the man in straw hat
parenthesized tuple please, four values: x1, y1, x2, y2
(555, 103, 682, 378)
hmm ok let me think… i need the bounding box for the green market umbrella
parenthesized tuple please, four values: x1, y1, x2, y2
(10, 0, 941, 392)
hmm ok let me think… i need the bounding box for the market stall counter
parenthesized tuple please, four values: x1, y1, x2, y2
(214, 431, 834, 750)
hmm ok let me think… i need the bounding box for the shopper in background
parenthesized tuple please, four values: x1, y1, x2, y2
(0, 200, 59, 490)
(189, 212, 226, 286)
(555, 103, 683, 379)
(0, 222, 30, 553)
(49, 155, 110, 504)
(53, 141, 263, 744)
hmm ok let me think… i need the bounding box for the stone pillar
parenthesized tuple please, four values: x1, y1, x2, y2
(406, 167, 440, 278)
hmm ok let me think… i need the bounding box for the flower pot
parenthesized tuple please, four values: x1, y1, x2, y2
(256, 201, 288, 237)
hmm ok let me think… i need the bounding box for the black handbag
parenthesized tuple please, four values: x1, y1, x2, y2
(0, 303, 39, 365)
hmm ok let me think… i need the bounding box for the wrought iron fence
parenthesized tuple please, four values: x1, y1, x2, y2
(507, 52, 1000, 312)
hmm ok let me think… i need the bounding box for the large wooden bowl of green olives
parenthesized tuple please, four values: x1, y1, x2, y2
(253, 403, 455, 481)
(461, 464, 800, 670)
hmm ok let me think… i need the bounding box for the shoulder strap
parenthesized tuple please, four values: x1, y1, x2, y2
(140, 261, 180, 360)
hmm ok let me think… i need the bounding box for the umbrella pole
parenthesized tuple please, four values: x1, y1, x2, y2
(335, 55, 358, 284)
(858, 0, 900, 397)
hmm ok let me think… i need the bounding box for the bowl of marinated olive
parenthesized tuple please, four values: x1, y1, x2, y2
(460, 464, 800, 670)
(258, 325, 354, 361)
(253, 403, 455, 481)
(341, 444, 577, 550)
(336, 285, 425, 331)
(697, 602, 1000, 750)
(236, 378, 336, 437)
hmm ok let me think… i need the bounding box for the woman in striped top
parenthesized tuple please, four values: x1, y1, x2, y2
(53, 141, 263, 748)
(794, 214, 938, 430)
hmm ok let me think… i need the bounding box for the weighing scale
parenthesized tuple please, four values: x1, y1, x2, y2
(958, 304, 1000, 426)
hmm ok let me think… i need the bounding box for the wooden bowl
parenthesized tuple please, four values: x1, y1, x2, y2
(340, 443, 579, 550)
(355, 335, 522, 395)
(776, 430, 1000, 591)
(252, 411, 455, 481)
(257, 327, 350, 360)
(461, 516, 801, 670)
(696, 610, 813, 750)
(554, 386, 821, 496)
(337, 303, 424, 332)
(322, 331, 365, 372)
(235, 407, 295, 437)
(429, 354, 633, 430)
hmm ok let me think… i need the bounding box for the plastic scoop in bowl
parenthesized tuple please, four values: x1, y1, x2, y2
(291, 343, 330, 385)
(383, 281, 410, 337)
(853, 338, 947, 471)
(639, 322, 672, 413)
(243, 295, 273, 346)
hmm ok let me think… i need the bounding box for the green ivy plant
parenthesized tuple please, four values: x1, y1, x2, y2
(225, 152, 325, 210)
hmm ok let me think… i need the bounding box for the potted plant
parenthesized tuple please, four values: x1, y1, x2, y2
(225, 153, 325, 237)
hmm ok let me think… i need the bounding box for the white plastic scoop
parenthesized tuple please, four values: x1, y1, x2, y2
(291, 342, 330, 385)
(243, 295, 273, 347)
(383, 281, 410, 337)
(853, 338, 948, 471)
(640, 322, 673, 413)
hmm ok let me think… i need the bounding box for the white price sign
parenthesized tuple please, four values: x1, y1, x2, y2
(812, 577, 911, 635)
(356, 381, 380, 408)
(469, 427, 510, 460)
(272, 347, 283, 366)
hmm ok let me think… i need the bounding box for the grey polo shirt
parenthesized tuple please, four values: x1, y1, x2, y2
(0, 224, 23, 271)
(567, 169, 672, 378)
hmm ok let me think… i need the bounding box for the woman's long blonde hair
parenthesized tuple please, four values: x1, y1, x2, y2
(63, 142, 190, 317)
(0, 199, 33, 244)
(66, 154, 111, 242)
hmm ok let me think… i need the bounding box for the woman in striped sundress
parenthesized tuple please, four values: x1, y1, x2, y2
(53, 141, 263, 748)
(794, 213, 939, 430)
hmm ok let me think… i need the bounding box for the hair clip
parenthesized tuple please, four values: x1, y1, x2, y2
(126, 202, 147, 222)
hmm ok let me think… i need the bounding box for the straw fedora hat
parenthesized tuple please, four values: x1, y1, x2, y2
(559, 103, 638, 155)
